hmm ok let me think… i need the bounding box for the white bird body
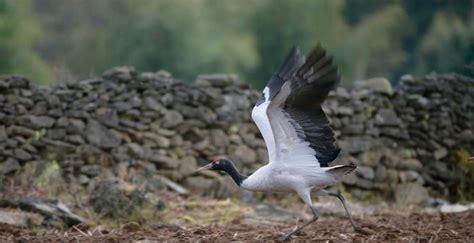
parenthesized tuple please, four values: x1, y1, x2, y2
(241, 164, 338, 193)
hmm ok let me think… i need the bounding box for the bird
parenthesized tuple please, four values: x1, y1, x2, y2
(197, 45, 366, 240)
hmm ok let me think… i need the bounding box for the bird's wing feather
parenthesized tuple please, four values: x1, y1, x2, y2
(252, 45, 340, 167)
(251, 48, 304, 163)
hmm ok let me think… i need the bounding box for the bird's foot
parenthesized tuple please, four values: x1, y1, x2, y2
(278, 233, 294, 241)
(278, 228, 301, 241)
(353, 226, 370, 235)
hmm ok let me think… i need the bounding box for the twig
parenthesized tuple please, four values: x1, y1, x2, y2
(72, 225, 89, 238)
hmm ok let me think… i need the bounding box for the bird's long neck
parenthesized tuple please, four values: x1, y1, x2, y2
(223, 163, 247, 186)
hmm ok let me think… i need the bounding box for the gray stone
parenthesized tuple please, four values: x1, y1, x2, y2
(195, 74, 238, 87)
(1, 158, 21, 174)
(127, 143, 145, 158)
(231, 145, 257, 165)
(183, 176, 214, 193)
(21, 115, 55, 129)
(396, 158, 423, 171)
(143, 133, 170, 148)
(14, 148, 32, 161)
(160, 93, 174, 106)
(6, 126, 34, 137)
(150, 154, 178, 169)
(162, 110, 183, 128)
(96, 107, 119, 127)
(47, 128, 66, 140)
(355, 166, 375, 180)
(374, 165, 386, 181)
(374, 108, 400, 126)
(85, 119, 121, 149)
(91, 179, 143, 218)
(339, 137, 374, 154)
(395, 182, 429, 204)
(144, 97, 163, 111)
(102, 66, 135, 81)
(80, 164, 101, 177)
(399, 171, 423, 183)
(360, 77, 394, 96)
(0, 80, 9, 89)
(0, 209, 43, 227)
(434, 147, 448, 160)
(68, 118, 86, 133)
(342, 124, 364, 135)
(0, 126, 7, 141)
(66, 135, 85, 144)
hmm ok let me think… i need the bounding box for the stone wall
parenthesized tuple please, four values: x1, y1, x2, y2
(0, 67, 472, 203)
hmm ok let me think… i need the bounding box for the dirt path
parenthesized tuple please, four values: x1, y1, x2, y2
(1, 210, 473, 242)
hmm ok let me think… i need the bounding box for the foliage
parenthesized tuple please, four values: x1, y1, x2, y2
(0, 0, 472, 85)
(0, 0, 51, 84)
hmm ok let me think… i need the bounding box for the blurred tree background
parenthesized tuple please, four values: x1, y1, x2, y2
(0, 0, 472, 87)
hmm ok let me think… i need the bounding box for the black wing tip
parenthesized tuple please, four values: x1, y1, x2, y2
(317, 147, 341, 166)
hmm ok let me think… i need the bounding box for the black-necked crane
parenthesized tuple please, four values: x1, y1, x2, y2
(197, 45, 366, 240)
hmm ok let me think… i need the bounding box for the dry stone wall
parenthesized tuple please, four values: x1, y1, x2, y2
(0, 67, 472, 203)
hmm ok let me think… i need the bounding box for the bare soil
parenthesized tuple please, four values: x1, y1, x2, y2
(1, 209, 473, 242)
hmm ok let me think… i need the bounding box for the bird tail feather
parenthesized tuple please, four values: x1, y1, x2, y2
(325, 164, 356, 179)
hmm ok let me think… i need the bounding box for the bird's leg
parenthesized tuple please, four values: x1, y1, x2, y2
(279, 206, 319, 241)
(328, 192, 368, 234)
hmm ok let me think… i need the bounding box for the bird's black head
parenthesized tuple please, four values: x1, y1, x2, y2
(196, 159, 247, 186)
(196, 159, 234, 172)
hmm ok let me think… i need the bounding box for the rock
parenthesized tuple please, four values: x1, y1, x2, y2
(144, 97, 163, 111)
(434, 147, 448, 160)
(0, 209, 43, 227)
(102, 66, 135, 81)
(150, 154, 178, 169)
(121, 222, 140, 233)
(0, 80, 9, 89)
(0, 126, 7, 141)
(91, 179, 144, 218)
(359, 77, 394, 96)
(162, 110, 183, 128)
(1, 158, 21, 175)
(399, 171, 423, 183)
(85, 119, 121, 149)
(33, 161, 65, 194)
(400, 74, 415, 83)
(6, 75, 30, 88)
(440, 204, 472, 213)
(355, 166, 375, 180)
(195, 74, 239, 87)
(96, 108, 119, 127)
(47, 128, 66, 140)
(374, 108, 400, 126)
(339, 137, 374, 154)
(20, 115, 55, 129)
(69, 118, 86, 133)
(11, 197, 86, 227)
(14, 148, 32, 161)
(183, 176, 215, 193)
(395, 183, 429, 204)
(396, 158, 423, 171)
(231, 145, 257, 165)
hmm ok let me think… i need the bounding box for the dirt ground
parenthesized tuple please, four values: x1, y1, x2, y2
(1, 209, 473, 242)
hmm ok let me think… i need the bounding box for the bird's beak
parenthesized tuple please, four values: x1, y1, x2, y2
(196, 163, 213, 172)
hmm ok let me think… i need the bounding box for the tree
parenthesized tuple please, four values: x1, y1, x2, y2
(0, 0, 51, 84)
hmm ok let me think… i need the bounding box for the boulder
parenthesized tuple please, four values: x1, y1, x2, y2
(358, 77, 394, 96)
(395, 182, 429, 204)
(85, 119, 121, 149)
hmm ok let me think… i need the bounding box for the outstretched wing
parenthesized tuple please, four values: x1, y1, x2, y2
(251, 45, 340, 167)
